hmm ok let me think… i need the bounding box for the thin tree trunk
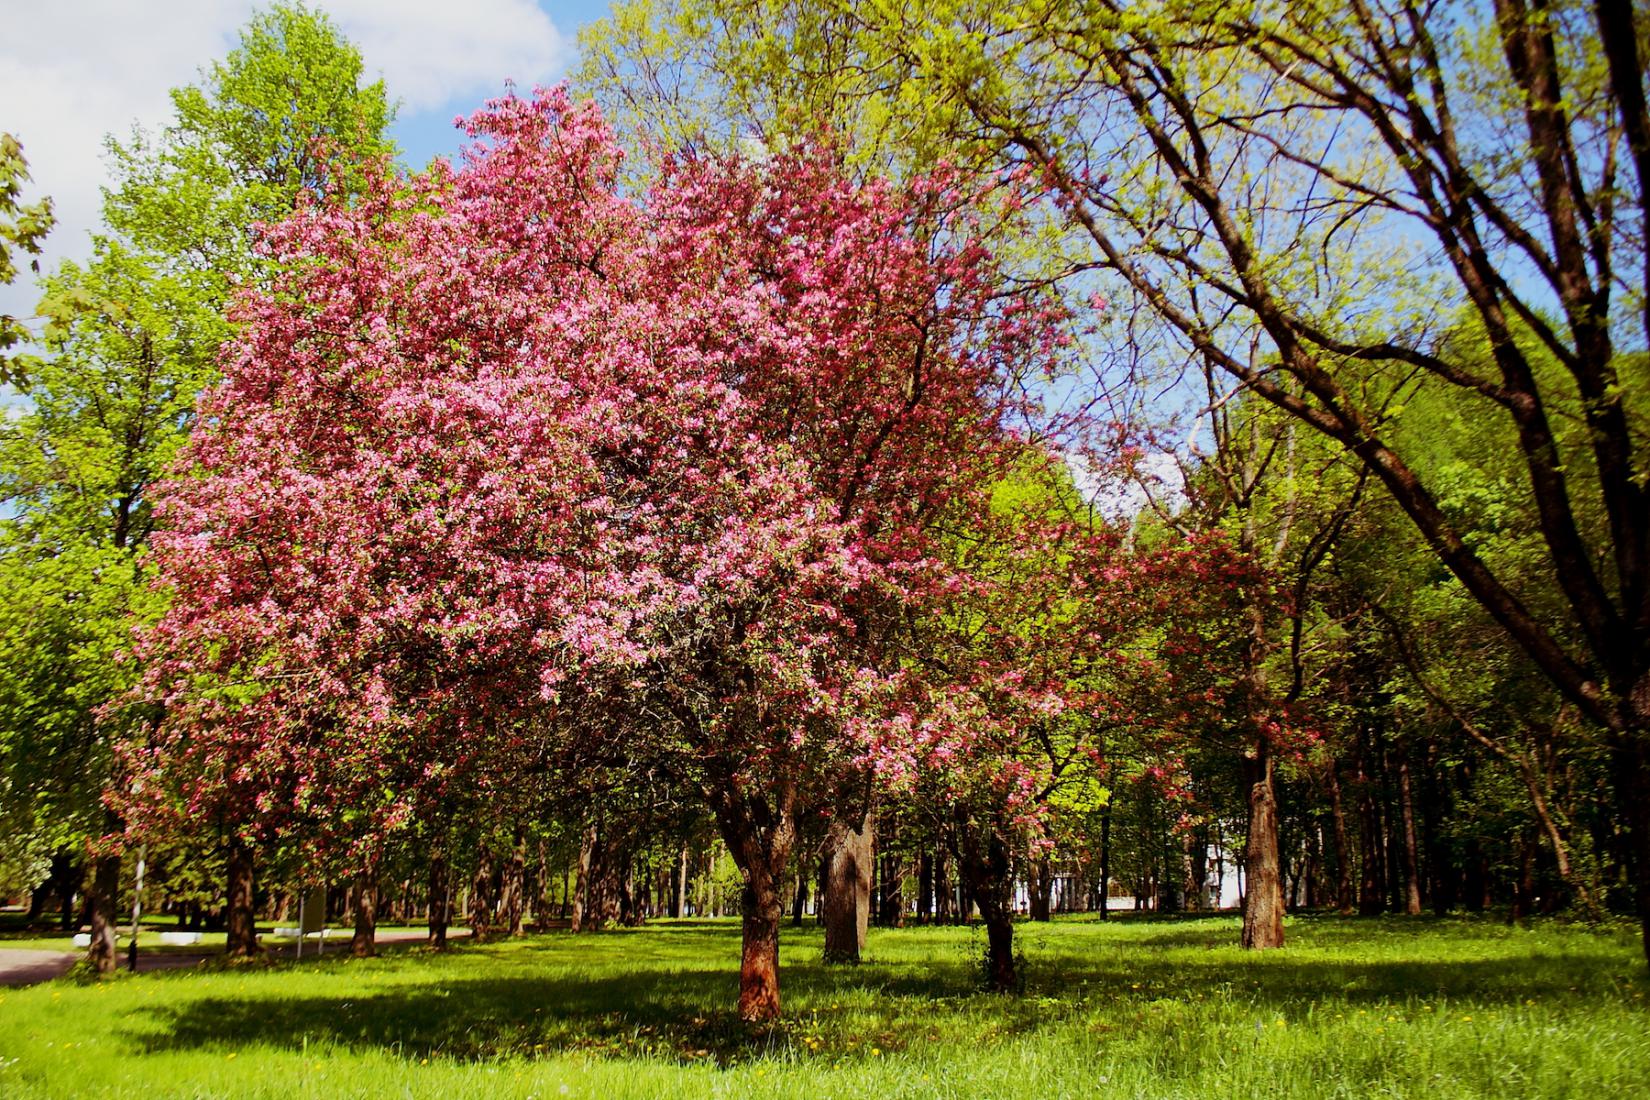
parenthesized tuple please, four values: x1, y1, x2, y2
(501, 829, 526, 936)
(791, 867, 809, 926)
(571, 824, 595, 932)
(1029, 851, 1052, 921)
(1326, 763, 1355, 912)
(1098, 805, 1112, 921)
(1398, 755, 1424, 915)
(225, 837, 259, 958)
(954, 813, 1016, 992)
(1357, 731, 1385, 916)
(427, 854, 449, 948)
(917, 849, 934, 923)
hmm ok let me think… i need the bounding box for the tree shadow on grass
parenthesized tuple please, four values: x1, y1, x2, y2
(133, 922, 1647, 1069)
(137, 967, 786, 1064)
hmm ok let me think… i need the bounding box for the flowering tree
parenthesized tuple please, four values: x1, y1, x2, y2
(126, 87, 1059, 1018)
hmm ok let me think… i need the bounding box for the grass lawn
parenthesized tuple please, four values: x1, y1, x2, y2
(1, 913, 1645, 1099)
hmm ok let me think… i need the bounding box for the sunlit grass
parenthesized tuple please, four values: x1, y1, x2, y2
(2, 913, 1645, 1098)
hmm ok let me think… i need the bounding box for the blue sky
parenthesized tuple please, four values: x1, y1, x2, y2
(389, 1, 616, 168)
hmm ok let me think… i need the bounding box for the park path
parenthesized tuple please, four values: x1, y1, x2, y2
(0, 928, 444, 988)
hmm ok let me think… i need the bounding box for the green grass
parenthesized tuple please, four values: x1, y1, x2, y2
(0, 922, 422, 954)
(1, 913, 1646, 1098)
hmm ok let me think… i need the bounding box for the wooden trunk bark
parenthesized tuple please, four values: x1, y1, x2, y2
(427, 854, 450, 948)
(953, 811, 1016, 992)
(1098, 806, 1112, 921)
(1397, 755, 1424, 915)
(820, 813, 872, 963)
(501, 830, 526, 936)
(1028, 854, 1052, 921)
(225, 837, 259, 958)
(1326, 763, 1355, 912)
(85, 850, 120, 975)
(351, 856, 379, 957)
(1241, 740, 1285, 949)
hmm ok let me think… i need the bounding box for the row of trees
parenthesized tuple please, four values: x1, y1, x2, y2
(2, 0, 1646, 1025)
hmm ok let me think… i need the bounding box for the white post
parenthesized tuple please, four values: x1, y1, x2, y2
(127, 846, 146, 973)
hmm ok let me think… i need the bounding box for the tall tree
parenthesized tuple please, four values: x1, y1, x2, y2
(609, 0, 1650, 959)
(0, 132, 53, 386)
(1, 1, 394, 971)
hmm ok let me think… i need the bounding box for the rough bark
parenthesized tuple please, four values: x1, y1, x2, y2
(470, 848, 498, 940)
(570, 824, 594, 932)
(427, 854, 450, 948)
(1028, 853, 1053, 921)
(1397, 755, 1425, 915)
(790, 867, 809, 926)
(351, 856, 379, 957)
(820, 813, 873, 963)
(1241, 739, 1286, 949)
(225, 837, 259, 959)
(1326, 763, 1355, 912)
(1610, 733, 1650, 962)
(672, 842, 688, 918)
(85, 850, 120, 975)
(708, 776, 797, 1022)
(953, 811, 1016, 992)
(501, 830, 526, 936)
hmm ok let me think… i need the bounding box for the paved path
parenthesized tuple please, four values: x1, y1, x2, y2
(0, 949, 78, 987)
(0, 928, 448, 988)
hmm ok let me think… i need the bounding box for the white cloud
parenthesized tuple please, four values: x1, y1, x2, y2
(327, 0, 571, 112)
(0, 1, 570, 326)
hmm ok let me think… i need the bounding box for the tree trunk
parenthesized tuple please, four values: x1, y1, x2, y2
(1326, 763, 1355, 912)
(878, 851, 904, 927)
(1610, 733, 1650, 965)
(470, 848, 498, 940)
(1241, 740, 1285, 949)
(709, 780, 797, 1022)
(427, 854, 450, 948)
(820, 813, 872, 963)
(1397, 754, 1424, 915)
(917, 849, 934, 922)
(1356, 732, 1385, 916)
(1028, 852, 1052, 921)
(571, 824, 594, 932)
(738, 872, 784, 1021)
(1098, 805, 1112, 920)
(790, 867, 809, 926)
(954, 814, 1016, 992)
(85, 849, 120, 975)
(1187, 830, 1208, 911)
(672, 842, 688, 918)
(934, 843, 954, 923)
(225, 837, 259, 959)
(351, 856, 379, 957)
(501, 829, 526, 936)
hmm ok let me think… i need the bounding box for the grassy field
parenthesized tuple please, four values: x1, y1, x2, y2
(0, 921, 426, 955)
(1, 913, 1645, 1099)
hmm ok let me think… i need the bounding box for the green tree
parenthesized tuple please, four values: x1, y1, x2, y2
(0, 1, 394, 972)
(596, 0, 1650, 962)
(0, 132, 53, 386)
